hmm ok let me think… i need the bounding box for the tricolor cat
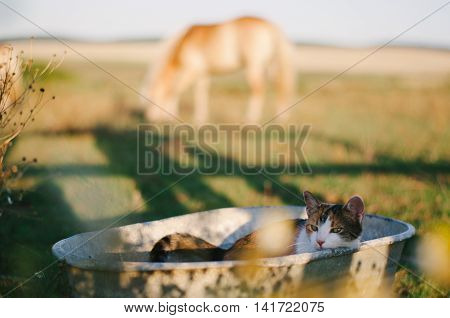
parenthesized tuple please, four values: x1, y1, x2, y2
(149, 191, 365, 262)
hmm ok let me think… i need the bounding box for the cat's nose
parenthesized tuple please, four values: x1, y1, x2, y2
(316, 240, 324, 248)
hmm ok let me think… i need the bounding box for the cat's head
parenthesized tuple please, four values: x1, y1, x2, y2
(303, 191, 365, 250)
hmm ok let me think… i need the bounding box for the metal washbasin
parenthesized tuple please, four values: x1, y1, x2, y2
(52, 206, 415, 297)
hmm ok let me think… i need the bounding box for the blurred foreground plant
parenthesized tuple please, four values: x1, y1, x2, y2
(418, 223, 450, 289)
(0, 44, 63, 209)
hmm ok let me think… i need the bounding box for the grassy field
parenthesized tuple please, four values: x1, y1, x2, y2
(0, 42, 449, 297)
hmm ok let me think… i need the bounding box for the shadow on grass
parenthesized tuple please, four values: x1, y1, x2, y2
(0, 181, 79, 297)
(17, 127, 450, 230)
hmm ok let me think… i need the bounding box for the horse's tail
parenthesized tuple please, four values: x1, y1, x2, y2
(273, 29, 295, 115)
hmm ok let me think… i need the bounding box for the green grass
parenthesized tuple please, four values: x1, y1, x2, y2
(0, 59, 449, 297)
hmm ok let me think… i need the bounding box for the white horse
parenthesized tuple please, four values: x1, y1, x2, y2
(141, 16, 294, 123)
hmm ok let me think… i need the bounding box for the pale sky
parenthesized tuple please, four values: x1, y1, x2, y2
(1, 0, 449, 48)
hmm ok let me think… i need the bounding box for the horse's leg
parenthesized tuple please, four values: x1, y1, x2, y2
(245, 65, 265, 123)
(194, 75, 210, 123)
(274, 76, 292, 122)
(166, 67, 199, 121)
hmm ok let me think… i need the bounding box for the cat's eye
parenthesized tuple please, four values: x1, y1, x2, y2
(307, 224, 318, 232)
(330, 227, 343, 234)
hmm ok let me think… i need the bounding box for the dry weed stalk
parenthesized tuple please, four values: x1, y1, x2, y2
(0, 43, 64, 203)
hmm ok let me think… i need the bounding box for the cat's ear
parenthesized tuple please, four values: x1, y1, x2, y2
(344, 195, 365, 222)
(303, 191, 321, 217)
